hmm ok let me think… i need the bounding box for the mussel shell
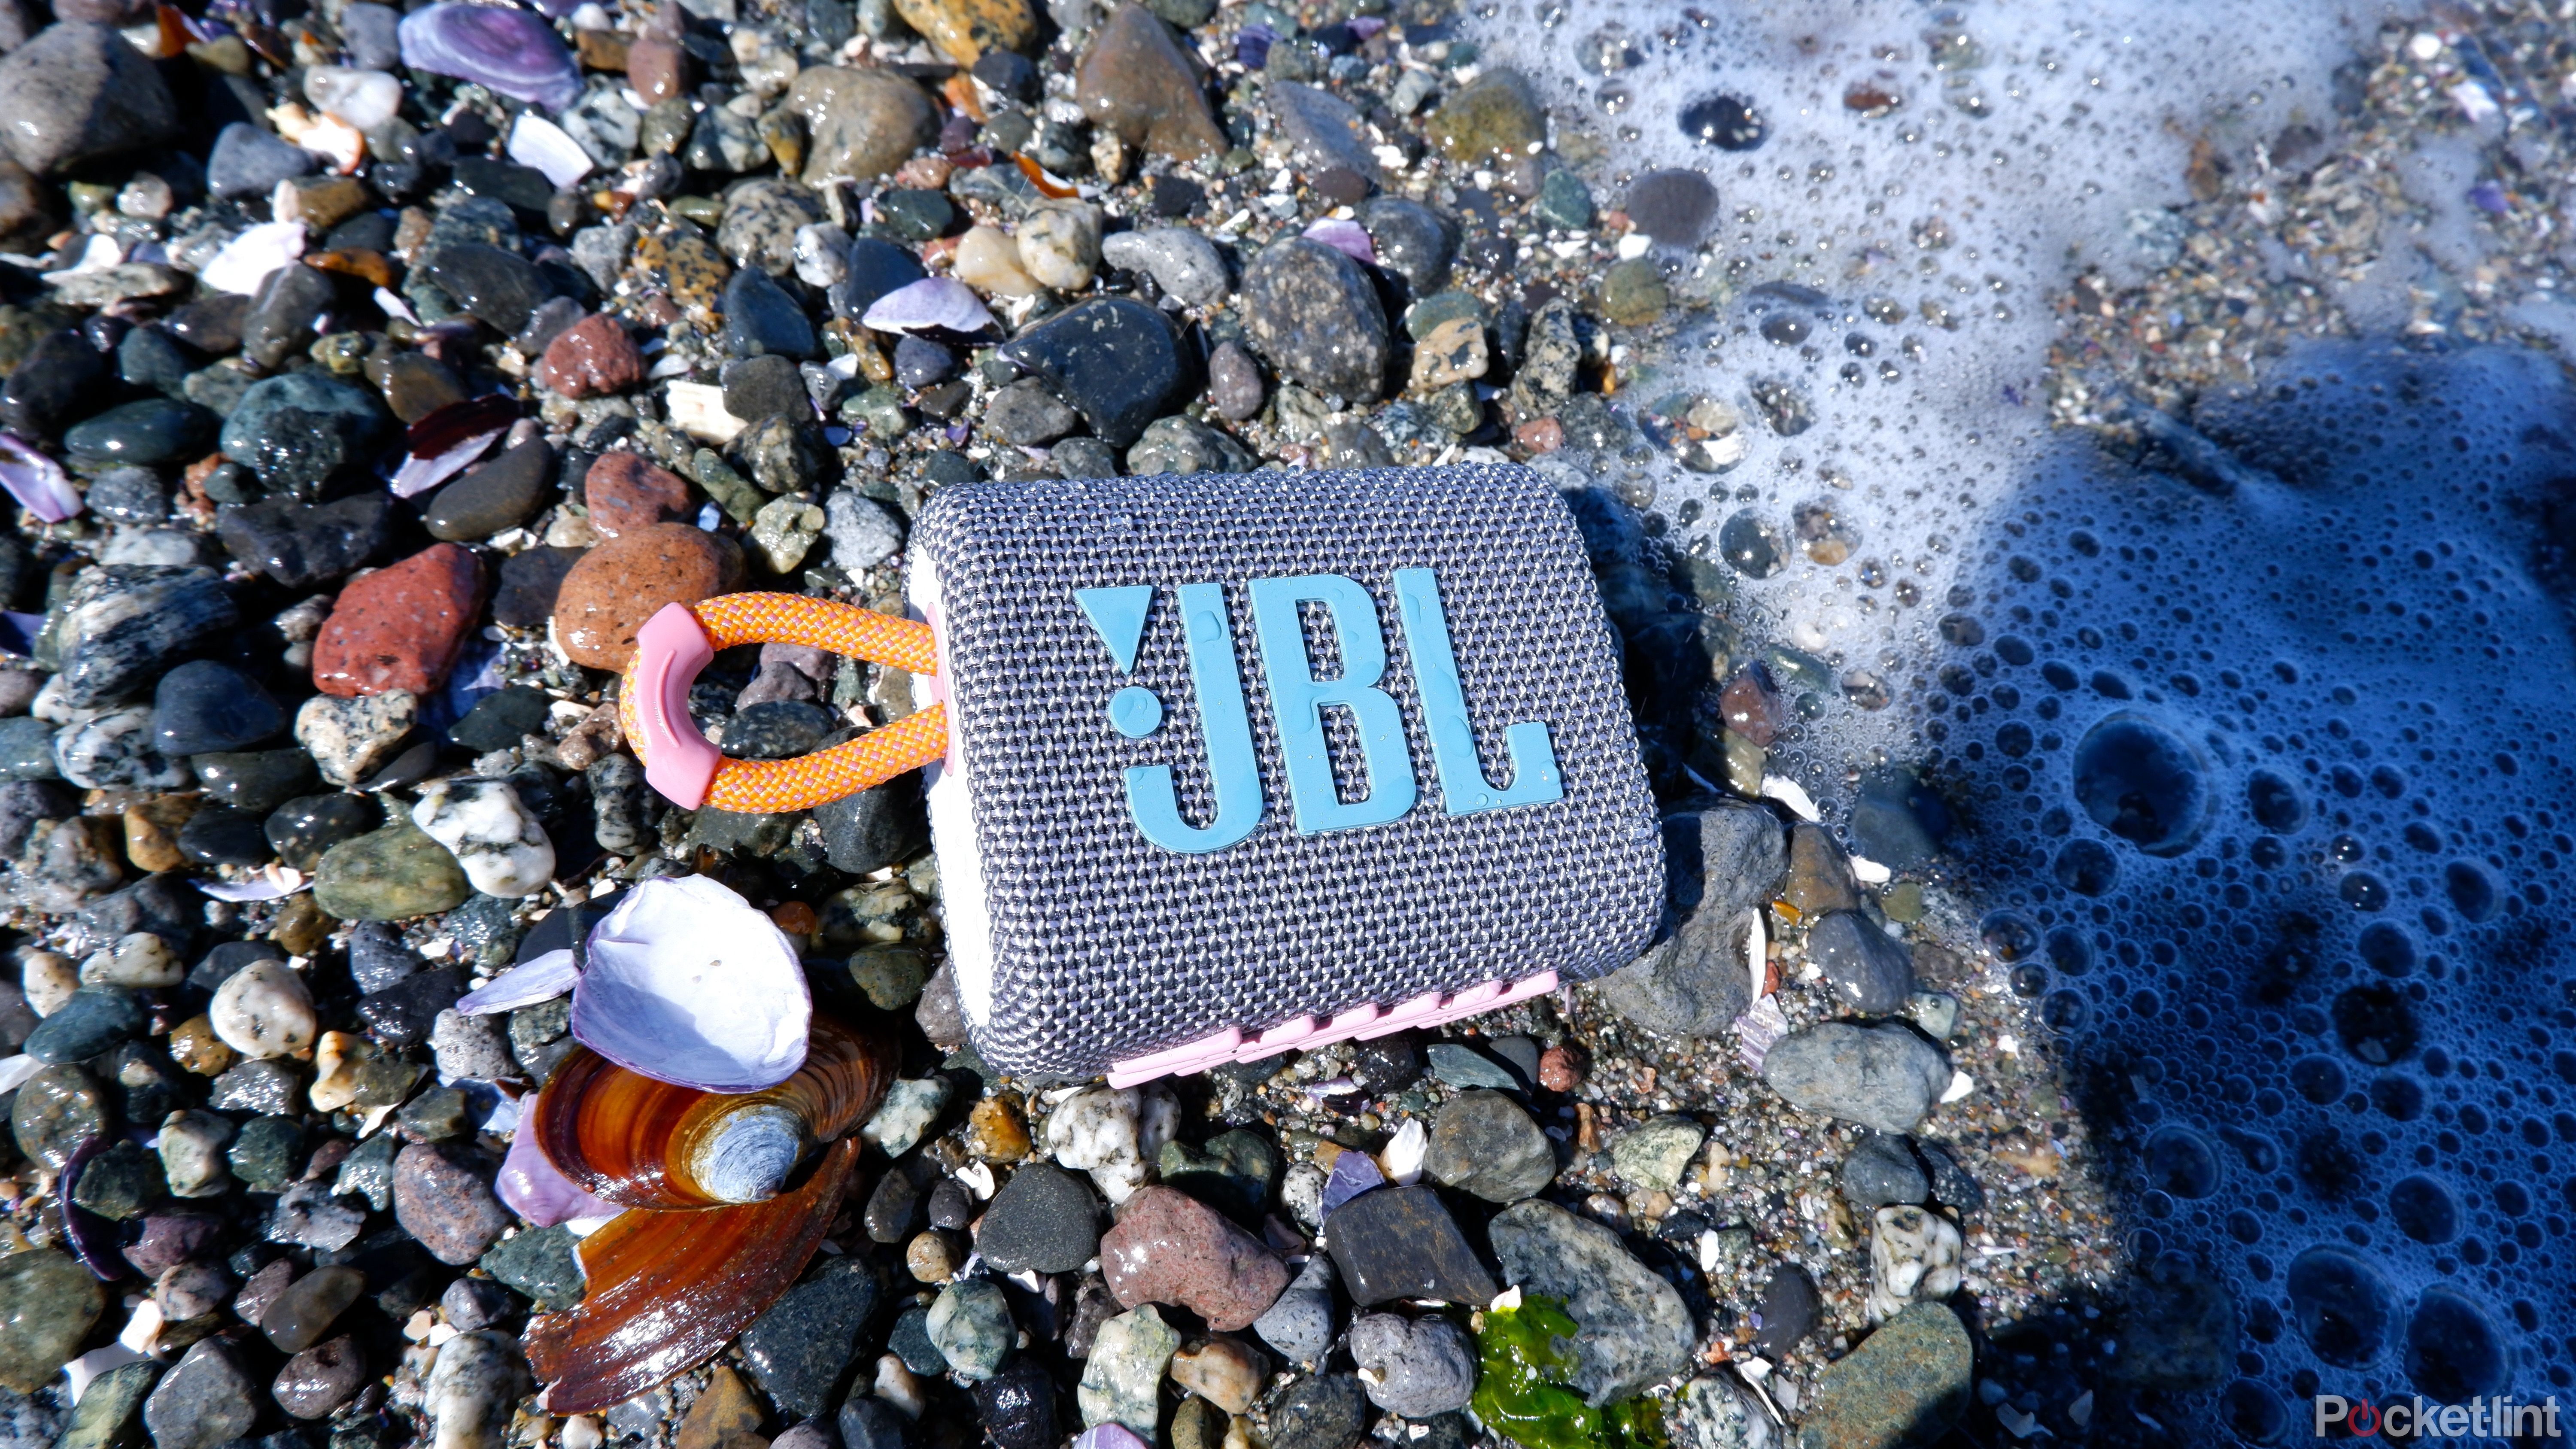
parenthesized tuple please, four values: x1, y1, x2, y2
(533, 1015, 893, 1209)
(527, 1137, 858, 1413)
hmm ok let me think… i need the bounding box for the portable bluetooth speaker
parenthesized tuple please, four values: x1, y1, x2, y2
(904, 463, 1664, 1082)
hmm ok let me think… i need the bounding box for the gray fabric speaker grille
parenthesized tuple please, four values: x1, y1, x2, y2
(914, 463, 1663, 1079)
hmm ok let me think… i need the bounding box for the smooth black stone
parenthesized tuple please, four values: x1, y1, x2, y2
(926, 1177, 973, 1230)
(327, 209, 399, 253)
(0, 329, 106, 438)
(720, 354, 806, 424)
(723, 700, 835, 759)
(264, 793, 382, 872)
(975, 1162, 1098, 1274)
(739, 1255, 886, 1419)
(153, 660, 285, 756)
(968, 1360, 1051, 1449)
(353, 966, 468, 1047)
(208, 121, 314, 198)
(1350, 1036, 1421, 1093)
(892, 336, 955, 388)
(998, 298, 1181, 449)
(863, 1164, 924, 1243)
(1323, 1185, 1499, 1306)
(176, 805, 273, 866)
(242, 261, 337, 370)
(424, 440, 552, 542)
(491, 546, 583, 628)
(84, 467, 170, 523)
(970, 48, 1038, 100)
(513, 888, 617, 963)
(163, 295, 250, 356)
(1916, 1138, 1985, 1213)
(872, 189, 953, 242)
(187, 940, 282, 997)
(215, 494, 393, 589)
(448, 687, 552, 753)
(829, 238, 925, 320)
(1805, 910, 1916, 1015)
(1753, 1264, 1819, 1358)
(118, 326, 196, 399)
(425, 243, 545, 333)
(55, 565, 240, 710)
(450, 158, 554, 213)
(723, 267, 817, 358)
(1841, 1132, 1930, 1210)
(62, 398, 213, 468)
(1623, 170, 1719, 247)
(193, 749, 319, 815)
(24, 987, 144, 1064)
(1360, 196, 1452, 295)
(348, 921, 421, 993)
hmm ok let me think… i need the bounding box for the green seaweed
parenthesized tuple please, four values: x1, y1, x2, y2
(1470, 1295, 1669, 1449)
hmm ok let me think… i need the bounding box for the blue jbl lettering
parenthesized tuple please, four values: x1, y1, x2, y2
(1074, 571, 1564, 854)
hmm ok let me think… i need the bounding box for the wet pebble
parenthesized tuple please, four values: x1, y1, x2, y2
(393, 1142, 513, 1265)
(153, 661, 285, 755)
(1078, 1304, 1179, 1437)
(310, 543, 484, 698)
(1098, 1185, 1287, 1332)
(1423, 1090, 1553, 1203)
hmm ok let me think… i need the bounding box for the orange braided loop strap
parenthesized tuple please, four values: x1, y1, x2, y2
(619, 594, 948, 814)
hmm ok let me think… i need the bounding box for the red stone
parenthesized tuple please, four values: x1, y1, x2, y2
(1719, 665, 1785, 747)
(1099, 1185, 1289, 1332)
(541, 313, 644, 400)
(626, 34, 688, 105)
(311, 544, 485, 699)
(552, 523, 743, 671)
(583, 452, 696, 538)
(1514, 417, 1564, 453)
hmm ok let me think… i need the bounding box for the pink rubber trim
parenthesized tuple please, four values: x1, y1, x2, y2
(630, 602, 720, 810)
(1103, 971, 1560, 1088)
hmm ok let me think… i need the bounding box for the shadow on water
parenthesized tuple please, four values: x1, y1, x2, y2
(1566, 335, 2576, 1448)
(1905, 338, 2576, 1444)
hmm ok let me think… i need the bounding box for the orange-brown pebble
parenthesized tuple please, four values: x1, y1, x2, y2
(769, 901, 819, 935)
(123, 797, 196, 873)
(310, 543, 484, 698)
(1537, 1043, 1582, 1093)
(906, 1230, 960, 1282)
(541, 313, 644, 400)
(552, 523, 744, 671)
(1515, 417, 1564, 453)
(582, 452, 696, 538)
(170, 1014, 236, 1075)
(966, 1092, 1031, 1161)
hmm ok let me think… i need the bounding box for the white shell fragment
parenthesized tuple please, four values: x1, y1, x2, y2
(458, 948, 579, 1015)
(197, 220, 306, 296)
(570, 875, 811, 1092)
(507, 111, 594, 189)
(413, 778, 556, 898)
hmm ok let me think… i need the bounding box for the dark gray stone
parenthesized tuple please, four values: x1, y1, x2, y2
(1268, 1374, 1367, 1449)
(0, 22, 179, 175)
(53, 565, 239, 708)
(425, 440, 553, 542)
(140, 1338, 255, 1449)
(1423, 1091, 1552, 1203)
(217, 373, 391, 500)
(214, 493, 393, 589)
(424, 243, 546, 334)
(739, 1254, 885, 1418)
(1241, 238, 1389, 402)
(1840, 1132, 1930, 1210)
(1597, 801, 1788, 1037)
(152, 661, 283, 756)
(724, 266, 818, 358)
(1323, 1185, 1498, 1306)
(1761, 1023, 1950, 1134)
(194, 750, 319, 816)
(976, 1162, 1099, 1274)
(999, 298, 1181, 449)
(208, 122, 314, 198)
(1806, 911, 1916, 1015)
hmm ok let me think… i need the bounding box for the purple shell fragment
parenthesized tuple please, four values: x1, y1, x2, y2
(861, 276, 997, 336)
(1317, 1143, 1386, 1221)
(0, 435, 80, 523)
(398, 3, 583, 112)
(568, 875, 811, 1092)
(1303, 218, 1376, 265)
(497, 1120, 624, 1226)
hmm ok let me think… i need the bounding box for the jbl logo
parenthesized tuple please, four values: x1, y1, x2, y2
(1074, 570, 1564, 854)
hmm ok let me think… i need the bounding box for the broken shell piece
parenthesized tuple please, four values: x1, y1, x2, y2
(569, 874, 812, 1092)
